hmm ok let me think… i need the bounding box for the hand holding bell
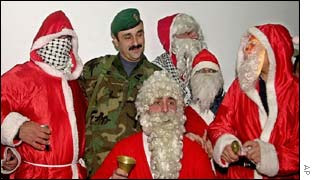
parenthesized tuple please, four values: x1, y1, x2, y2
(231, 140, 240, 155)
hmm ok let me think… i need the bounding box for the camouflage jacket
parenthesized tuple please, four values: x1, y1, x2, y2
(79, 53, 160, 176)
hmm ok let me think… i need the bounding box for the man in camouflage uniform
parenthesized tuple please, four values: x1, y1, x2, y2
(79, 8, 160, 177)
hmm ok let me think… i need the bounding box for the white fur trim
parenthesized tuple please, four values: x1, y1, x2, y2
(191, 61, 219, 77)
(1, 112, 29, 146)
(190, 103, 214, 125)
(31, 29, 76, 51)
(61, 79, 79, 178)
(1, 147, 21, 174)
(31, 28, 83, 80)
(168, 14, 181, 57)
(213, 133, 240, 167)
(71, 164, 78, 179)
(236, 27, 278, 142)
(242, 89, 268, 131)
(143, 133, 152, 173)
(248, 27, 278, 142)
(292, 36, 299, 45)
(34, 61, 64, 77)
(255, 139, 279, 177)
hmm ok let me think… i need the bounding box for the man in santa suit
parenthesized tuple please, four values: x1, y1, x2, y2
(184, 49, 225, 177)
(92, 70, 215, 179)
(1, 11, 87, 178)
(185, 49, 225, 139)
(152, 13, 207, 105)
(208, 24, 299, 179)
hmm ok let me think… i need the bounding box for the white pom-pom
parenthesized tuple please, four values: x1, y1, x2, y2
(292, 36, 299, 45)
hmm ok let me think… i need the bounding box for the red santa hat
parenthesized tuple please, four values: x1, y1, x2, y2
(191, 49, 220, 76)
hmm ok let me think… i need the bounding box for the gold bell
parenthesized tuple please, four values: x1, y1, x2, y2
(117, 155, 136, 174)
(231, 140, 240, 154)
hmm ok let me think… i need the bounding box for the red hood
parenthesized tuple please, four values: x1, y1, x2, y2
(157, 13, 178, 54)
(256, 24, 294, 88)
(157, 13, 179, 66)
(30, 10, 83, 80)
(239, 24, 295, 93)
(235, 24, 298, 148)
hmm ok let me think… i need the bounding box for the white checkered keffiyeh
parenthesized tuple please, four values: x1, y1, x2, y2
(37, 37, 73, 73)
(152, 52, 192, 105)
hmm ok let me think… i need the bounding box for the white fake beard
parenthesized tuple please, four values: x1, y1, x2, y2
(139, 112, 185, 179)
(238, 53, 260, 92)
(190, 72, 224, 113)
(171, 38, 204, 85)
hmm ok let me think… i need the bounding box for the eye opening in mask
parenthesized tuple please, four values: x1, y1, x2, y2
(196, 68, 217, 74)
(58, 35, 72, 40)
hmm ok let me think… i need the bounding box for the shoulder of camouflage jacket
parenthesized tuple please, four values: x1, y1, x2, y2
(83, 55, 116, 79)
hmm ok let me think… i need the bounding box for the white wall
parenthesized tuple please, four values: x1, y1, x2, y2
(1, 1, 299, 89)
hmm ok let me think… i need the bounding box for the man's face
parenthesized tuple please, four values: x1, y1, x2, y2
(171, 33, 203, 84)
(149, 96, 177, 113)
(238, 35, 269, 91)
(112, 22, 145, 62)
(175, 31, 199, 40)
(243, 35, 267, 75)
(195, 67, 218, 74)
(140, 95, 183, 179)
(190, 67, 224, 112)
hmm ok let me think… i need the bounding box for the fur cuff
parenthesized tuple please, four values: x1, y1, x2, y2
(1, 147, 21, 174)
(255, 139, 279, 177)
(213, 133, 240, 167)
(1, 112, 29, 146)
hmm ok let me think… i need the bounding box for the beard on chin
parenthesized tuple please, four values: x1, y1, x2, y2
(139, 111, 185, 179)
(190, 72, 224, 113)
(238, 53, 260, 92)
(171, 38, 205, 85)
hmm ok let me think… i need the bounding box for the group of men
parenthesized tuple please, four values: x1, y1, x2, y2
(1, 7, 299, 179)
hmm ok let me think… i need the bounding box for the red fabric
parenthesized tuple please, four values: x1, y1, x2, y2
(157, 13, 178, 66)
(208, 24, 299, 179)
(184, 106, 228, 179)
(157, 13, 178, 54)
(30, 10, 77, 73)
(92, 132, 215, 179)
(192, 49, 220, 69)
(32, 11, 73, 44)
(184, 106, 209, 137)
(1, 11, 87, 178)
(257, 24, 296, 98)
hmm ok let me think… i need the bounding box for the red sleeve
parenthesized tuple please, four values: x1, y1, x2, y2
(275, 87, 299, 176)
(1, 73, 21, 123)
(91, 144, 120, 179)
(208, 80, 239, 144)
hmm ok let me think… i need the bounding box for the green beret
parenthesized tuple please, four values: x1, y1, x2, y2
(111, 8, 142, 36)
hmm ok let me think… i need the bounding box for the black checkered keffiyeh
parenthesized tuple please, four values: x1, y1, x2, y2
(152, 52, 192, 105)
(37, 37, 73, 73)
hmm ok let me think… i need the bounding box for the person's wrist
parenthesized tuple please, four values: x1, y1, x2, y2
(14, 128, 20, 140)
(15, 121, 28, 140)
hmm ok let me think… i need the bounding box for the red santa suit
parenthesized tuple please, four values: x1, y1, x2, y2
(185, 104, 214, 137)
(208, 24, 299, 179)
(92, 132, 215, 179)
(184, 49, 225, 178)
(1, 11, 87, 178)
(185, 49, 221, 137)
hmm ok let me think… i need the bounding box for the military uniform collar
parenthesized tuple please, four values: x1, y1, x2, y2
(113, 53, 147, 77)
